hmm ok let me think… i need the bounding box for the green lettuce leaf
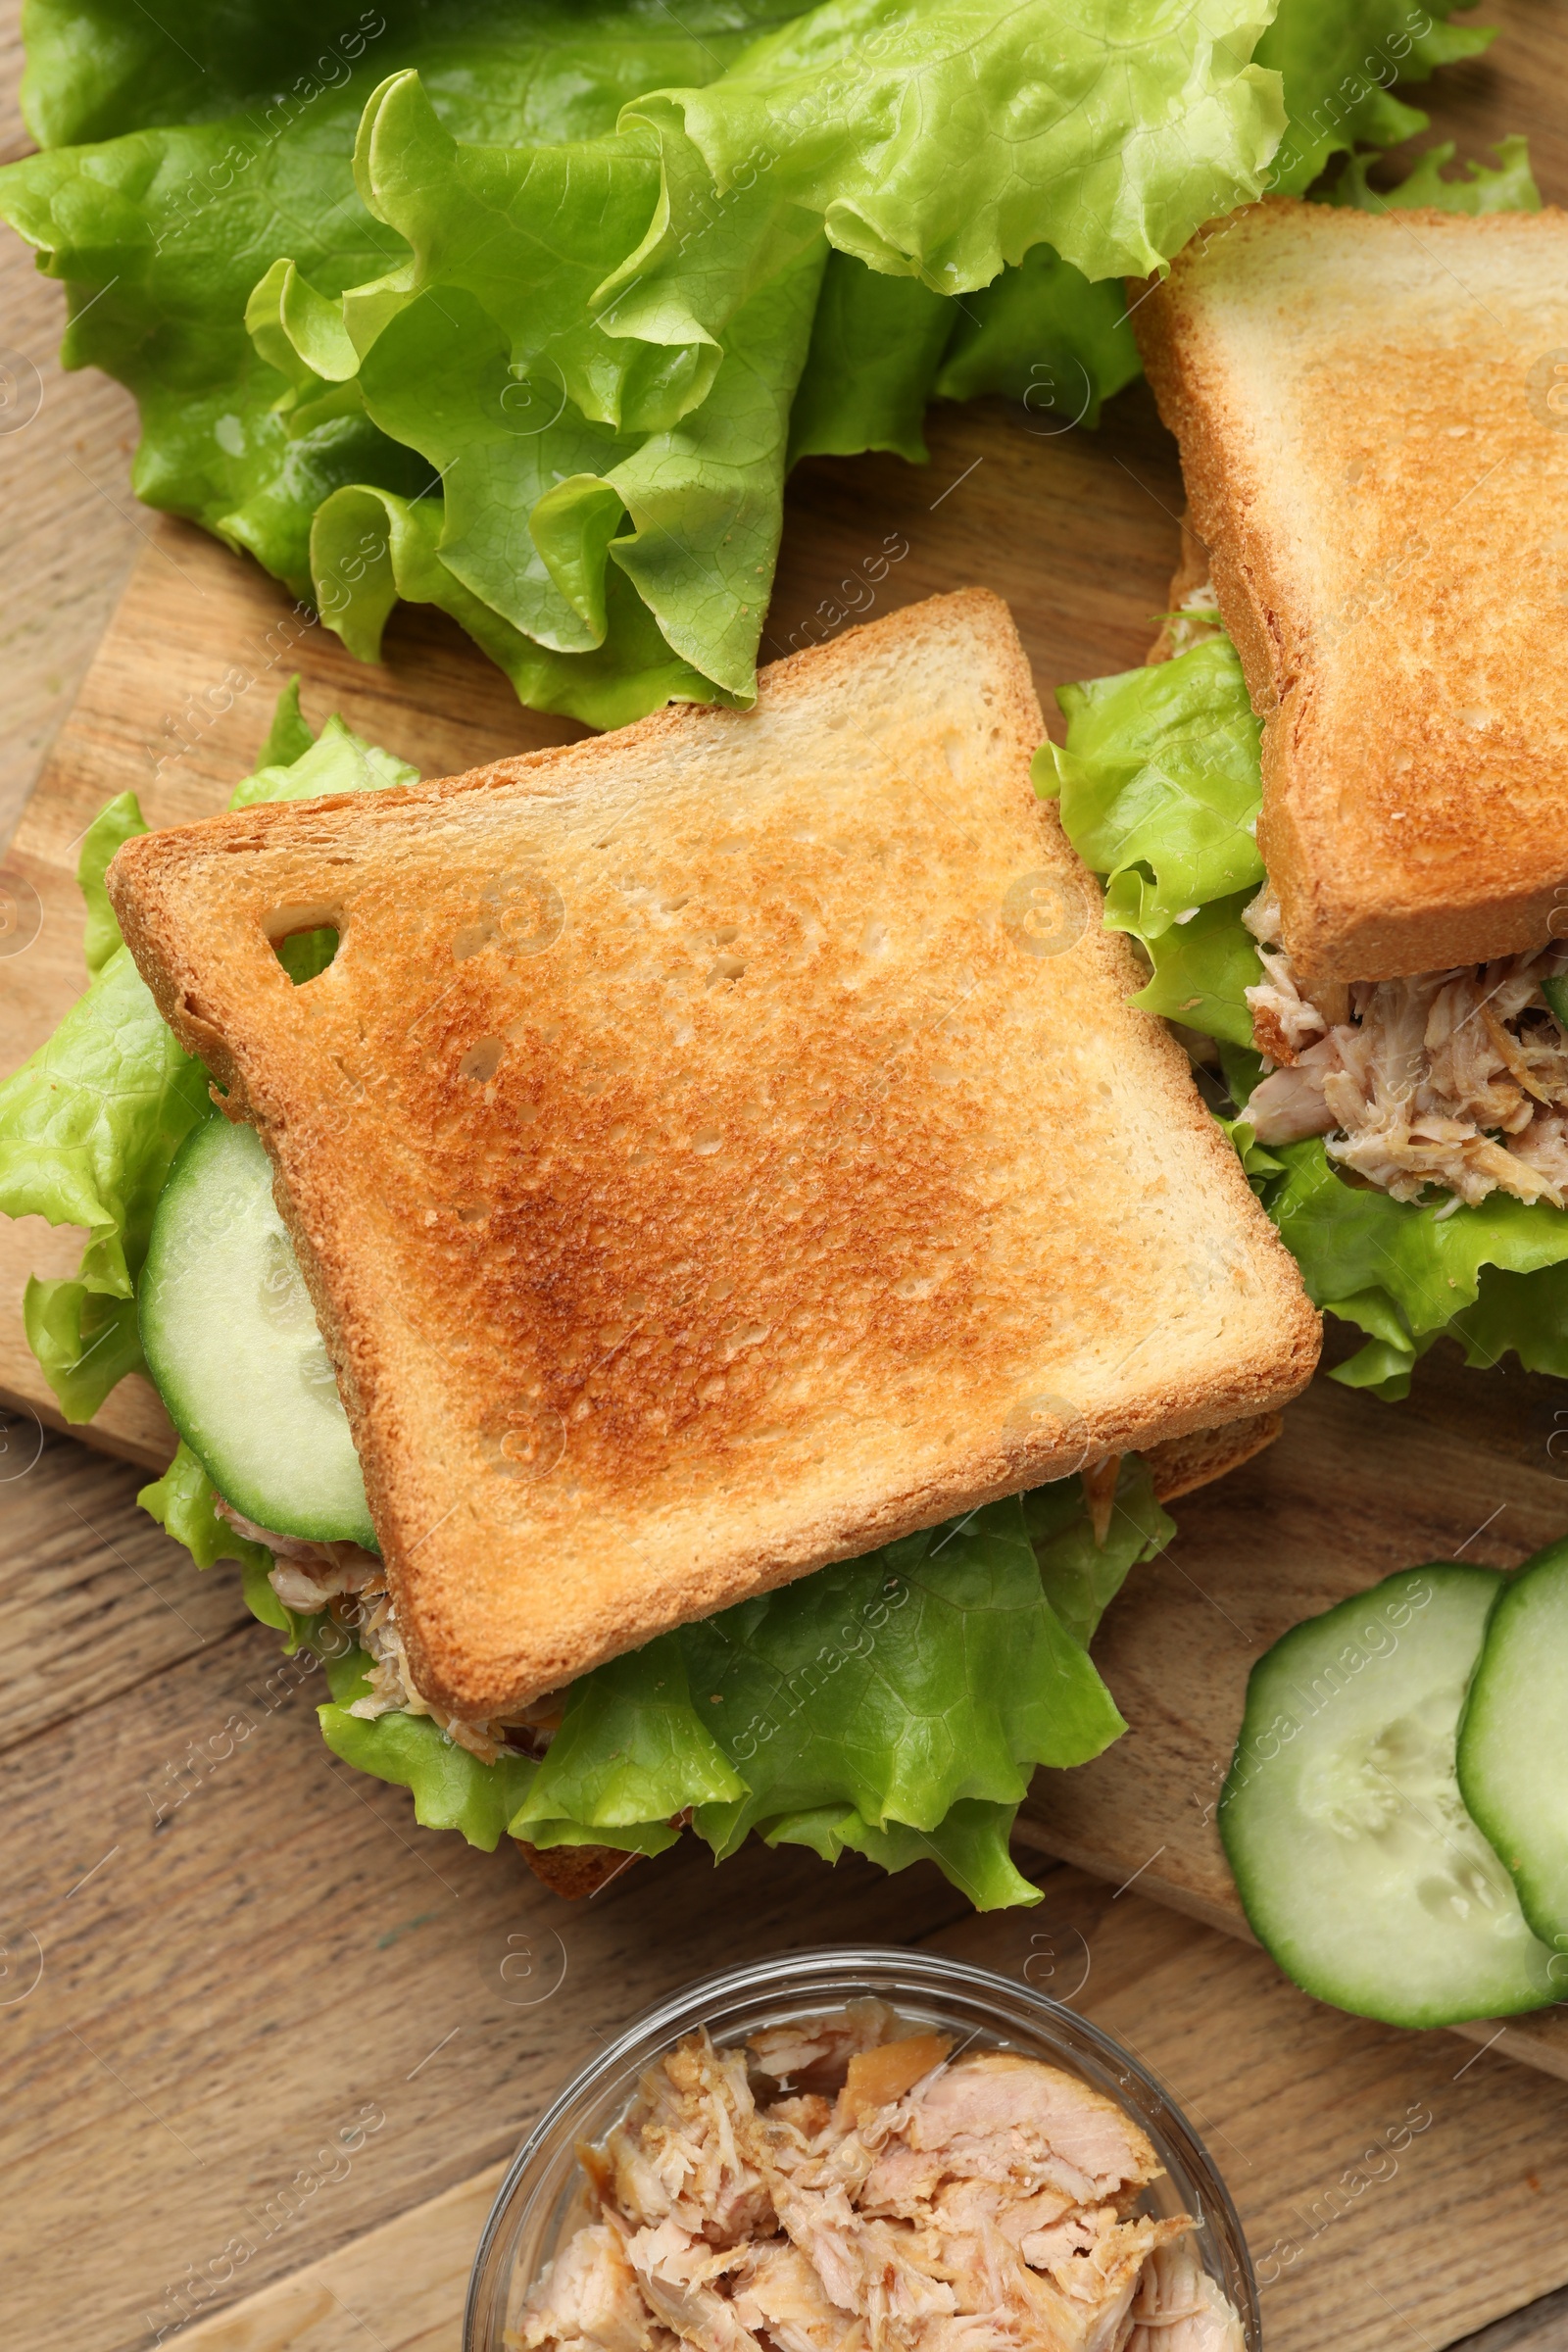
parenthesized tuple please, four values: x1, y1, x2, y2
(1327, 133, 1541, 214)
(139, 1420, 545, 1843)
(0, 4, 786, 596)
(303, 0, 1280, 710)
(512, 1492, 1126, 1906)
(1267, 1143, 1568, 1400)
(602, 0, 1283, 348)
(515, 1635, 747, 1831)
(931, 244, 1142, 426)
(0, 680, 416, 1421)
(339, 67, 686, 436)
(318, 1642, 539, 1851)
(23, 3, 400, 144)
(1259, 0, 1497, 196)
(22, 1281, 144, 1423)
(4, 0, 1501, 726)
(311, 483, 716, 728)
(254, 671, 315, 768)
(138, 1437, 269, 1572)
(138, 1325, 1139, 1898)
(763, 1797, 1041, 1911)
(2, 784, 193, 1421)
(17, 0, 786, 153)
(1037, 639, 1265, 943)
(1, 947, 214, 1417)
(77, 791, 148, 972)
(1024, 1453, 1175, 1650)
(1218, 1103, 1287, 1197)
(788, 256, 954, 464)
(321, 227, 824, 706)
(8, 0, 1283, 715)
(137, 1436, 325, 1640)
(0, 87, 435, 595)
(1129, 891, 1264, 1049)
(225, 707, 417, 808)
(250, 1465, 1152, 1899)
(660, 1497, 1120, 1845)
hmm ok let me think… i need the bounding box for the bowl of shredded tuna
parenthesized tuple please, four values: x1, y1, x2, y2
(466, 1945, 1256, 2352)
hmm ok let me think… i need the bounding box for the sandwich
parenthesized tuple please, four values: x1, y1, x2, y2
(2, 590, 1318, 1902)
(1040, 197, 1568, 1398)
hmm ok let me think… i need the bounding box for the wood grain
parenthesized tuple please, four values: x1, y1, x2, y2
(0, 9, 141, 849)
(1, 1650, 969, 2352)
(173, 2164, 507, 2352)
(0, 1428, 252, 1754)
(5, 1, 1568, 2345)
(1451, 2284, 1568, 2352)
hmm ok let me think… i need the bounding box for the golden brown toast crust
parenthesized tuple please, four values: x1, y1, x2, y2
(109, 591, 1318, 1715)
(1134, 199, 1568, 982)
(1143, 1410, 1280, 1503)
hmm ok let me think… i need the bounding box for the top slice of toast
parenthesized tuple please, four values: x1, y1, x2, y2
(1135, 199, 1568, 983)
(109, 591, 1317, 1714)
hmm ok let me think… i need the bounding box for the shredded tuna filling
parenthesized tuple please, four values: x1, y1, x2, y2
(1158, 580, 1224, 662)
(516, 2003, 1243, 2352)
(1242, 890, 1568, 1210)
(213, 1498, 564, 1763)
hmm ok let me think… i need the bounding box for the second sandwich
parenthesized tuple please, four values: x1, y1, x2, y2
(1046, 197, 1568, 1397)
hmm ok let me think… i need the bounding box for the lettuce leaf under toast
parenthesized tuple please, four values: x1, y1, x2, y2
(0, 683, 416, 1420)
(319, 1463, 1170, 1901)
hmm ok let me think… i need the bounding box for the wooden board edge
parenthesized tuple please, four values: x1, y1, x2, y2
(1010, 1816, 1568, 2085)
(0, 1369, 173, 1473)
(1011, 1812, 1249, 1938)
(171, 2159, 508, 2351)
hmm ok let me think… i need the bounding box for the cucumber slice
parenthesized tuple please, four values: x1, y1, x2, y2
(1459, 1538, 1568, 1959)
(1219, 1565, 1558, 2027)
(139, 1118, 374, 1548)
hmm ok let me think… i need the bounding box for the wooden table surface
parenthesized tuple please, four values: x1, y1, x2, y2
(6, 6, 1568, 2349)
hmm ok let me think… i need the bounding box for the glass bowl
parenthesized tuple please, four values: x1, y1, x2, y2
(466, 1944, 1259, 2350)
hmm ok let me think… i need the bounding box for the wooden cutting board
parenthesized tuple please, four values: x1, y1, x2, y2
(10, 441, 1568, 2079)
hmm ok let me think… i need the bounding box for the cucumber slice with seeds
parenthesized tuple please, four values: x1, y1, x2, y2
(1219, 1565, 1558, 2027)
(1459, 1537, 1568, 1958)
(139, 1117, 374, 1547)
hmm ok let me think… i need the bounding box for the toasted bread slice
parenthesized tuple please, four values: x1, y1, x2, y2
(109, 591, 1318, 1715)
(1134, 199, 1568, 983)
